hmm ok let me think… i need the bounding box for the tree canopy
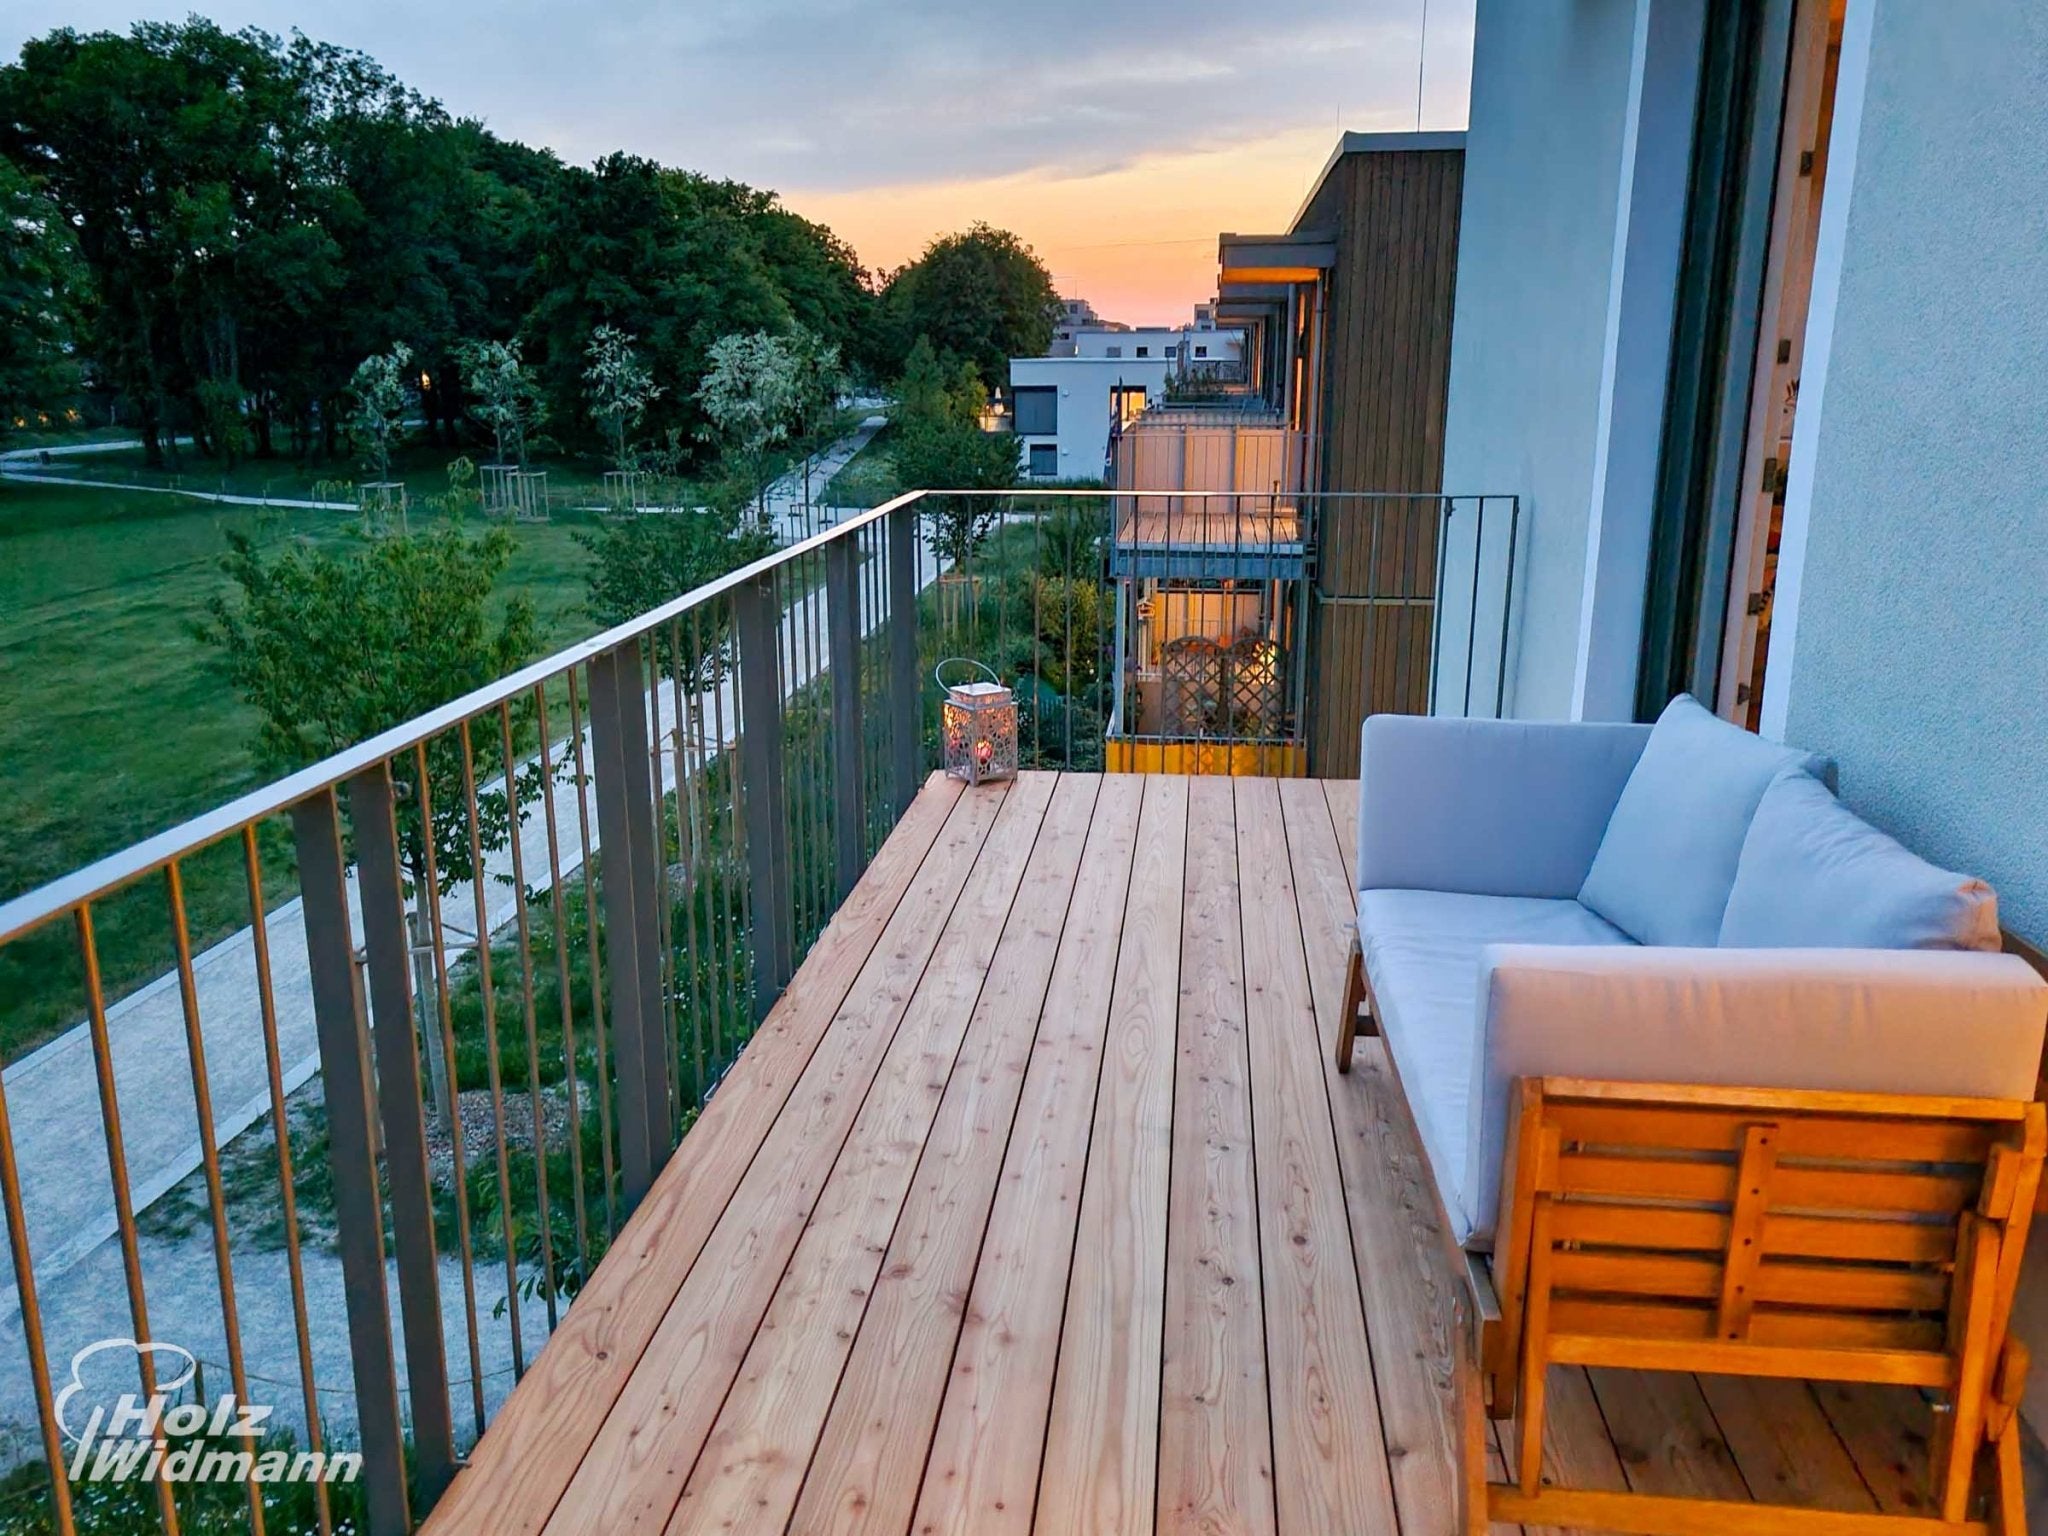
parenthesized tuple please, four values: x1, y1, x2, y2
(0, 19, 894, 468)
(880, 223, 1061, 392)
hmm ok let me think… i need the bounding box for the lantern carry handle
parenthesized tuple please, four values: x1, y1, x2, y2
(934, 657, 1002, 691)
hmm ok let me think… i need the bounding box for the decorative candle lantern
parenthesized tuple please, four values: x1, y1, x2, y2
(937, 659, 1019, 785)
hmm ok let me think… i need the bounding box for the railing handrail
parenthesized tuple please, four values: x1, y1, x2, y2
(0, 485, 1511, 944)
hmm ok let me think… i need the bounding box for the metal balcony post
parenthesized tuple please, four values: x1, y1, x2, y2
(289, 787, 410, 1536)
(887, 500, 921, 814)
(734, 572, 792, 1017)
(825, 534, 866, 899)
(346, 763, 457, 1503)
(586, 643, 671, 1210)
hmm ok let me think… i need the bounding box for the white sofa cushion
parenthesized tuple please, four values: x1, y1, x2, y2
(1578, 695, 1829, 946)
(1356, 888, 1634, 1246)
(1468, 945, 2048, 1244)
(1719, 773, 2001, 951)
(1358, 715, 1651, 898)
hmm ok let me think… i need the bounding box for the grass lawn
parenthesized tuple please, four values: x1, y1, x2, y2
(0, 478, 603, 1061)
(10, 438, 620, 507)
(0, 407, 877, 1062)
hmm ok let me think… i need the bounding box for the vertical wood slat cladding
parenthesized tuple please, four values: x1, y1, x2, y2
(1307, 146, 1464, 776)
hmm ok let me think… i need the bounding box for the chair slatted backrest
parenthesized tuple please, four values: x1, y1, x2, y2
(1493, 1079, 2045, 1391)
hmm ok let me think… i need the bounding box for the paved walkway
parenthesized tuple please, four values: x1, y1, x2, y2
(761, 412, 886, 543)
(0, 453, 935, 1319)
(0, 437, 355, 509)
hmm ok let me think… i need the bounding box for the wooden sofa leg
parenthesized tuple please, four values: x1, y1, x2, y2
(1337, 932, 1367, 1073)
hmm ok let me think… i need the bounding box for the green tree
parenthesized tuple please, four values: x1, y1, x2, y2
(0, 158, 77, 442)
(195, 517, 538, 892)
(459, 337, 545, 467)
(577, 505, 775, 693)
(889, 339, 1017, 563)
(347, 343, 415, 485)
(584, 324, 661, 475)
(696, 330, 800, 523)
(881, 224, 1060, 391)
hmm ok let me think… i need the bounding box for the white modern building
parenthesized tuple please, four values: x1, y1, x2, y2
(1007, 354, 1173, 481)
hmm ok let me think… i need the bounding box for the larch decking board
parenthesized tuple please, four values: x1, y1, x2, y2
(910, 776, 1145, 1536)
(1035, 774, 1190, 1536)
(1236, 778, 1399, 1536)
(666, 773, 1060, 1536)
(787, 774, 1100, 1536)
(541, 781, 1013, 1536)
(1503, 1367, 1629, 1536)
(1278, 779, 1461, 1535)
(1812, 1384, 1938, 1517)
(423, 774, 966, 1536)
(1588, 1369, 1750, 1504)
(433, 773, 1942, 1536)
(1697, 1378, 1877, 1514)
(1157, 778, 1276, 1536)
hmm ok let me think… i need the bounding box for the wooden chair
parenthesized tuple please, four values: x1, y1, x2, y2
(1465, 1076, 2045, 1536)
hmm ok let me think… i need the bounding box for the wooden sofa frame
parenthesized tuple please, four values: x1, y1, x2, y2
(1338, 935, 2046, 1536)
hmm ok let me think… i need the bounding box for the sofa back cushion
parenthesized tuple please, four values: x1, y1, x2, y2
(1578, 695, 1830, 947)
(1359, 715, 1652, 899)
(1718, 772, 2001, 950)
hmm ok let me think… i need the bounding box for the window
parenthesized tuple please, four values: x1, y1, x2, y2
(1110, 384, 1148, 428)
(1012, 385, 1057, 436)
(1028, 443, 1058, 478)
(1104, 345, 1122, 358)
(1195, 345, 1209, 358)
(1135, 345, 1149, 358)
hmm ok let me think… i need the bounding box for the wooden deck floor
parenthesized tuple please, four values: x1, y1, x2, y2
(425, 771, 1943, 1536)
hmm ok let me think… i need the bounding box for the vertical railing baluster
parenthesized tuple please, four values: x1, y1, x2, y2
(346, 763, 457, 1501)
(888, 498, 921, 813)
(670, 621, 707, 1117)
(734, 570, 792, 1018)
(458, 719, 526, 1380)
(243, 827, 336, 1534)
(1496, 496, 1521, 720)
(164, 859, 269, 1536)
(0, 1028, 76, 1534)
(495, 705, 559, 1334)
(289, 790, 410, 1536)
(826, 532, 865, 898)
(565, 670, 618, 1238)
(643, 637, 680, 1143)
(533, 688, 591, 1270)
(412, 744, 487, 1437)
(74, 904, 181, 1536)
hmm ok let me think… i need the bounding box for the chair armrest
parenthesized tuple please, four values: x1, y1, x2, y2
(1463, 944, 2048, 1243)
(1358, 715, 1651, 900)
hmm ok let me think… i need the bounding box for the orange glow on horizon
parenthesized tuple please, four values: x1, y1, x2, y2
(782, 125, 1353, 330)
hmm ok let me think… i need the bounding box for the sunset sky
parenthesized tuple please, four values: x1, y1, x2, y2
(0, 0, 1475, 326)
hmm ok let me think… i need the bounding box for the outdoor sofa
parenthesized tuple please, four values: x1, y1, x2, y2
(1338, 697, 2048, 1535)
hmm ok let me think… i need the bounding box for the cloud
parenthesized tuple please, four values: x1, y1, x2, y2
(0, 0, 1469, 191)
(0, 0, 1473, 321)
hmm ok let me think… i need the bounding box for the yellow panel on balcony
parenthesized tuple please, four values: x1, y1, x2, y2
(1103, 738, 1308, 777)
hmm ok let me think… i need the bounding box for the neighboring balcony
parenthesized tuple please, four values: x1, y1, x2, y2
(0, 488, 1938, 1536)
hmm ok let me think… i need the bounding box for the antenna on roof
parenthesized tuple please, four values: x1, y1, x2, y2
(1415, 0, 1429, 129)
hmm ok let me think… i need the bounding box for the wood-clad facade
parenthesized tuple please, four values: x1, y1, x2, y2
(1290, 133, 1466, 775)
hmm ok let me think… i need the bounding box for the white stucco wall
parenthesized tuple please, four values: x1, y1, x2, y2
(1007, 356, 1172, 482)
(1756, 0, 2048, 1422)
(1436, 0, 1642, 718)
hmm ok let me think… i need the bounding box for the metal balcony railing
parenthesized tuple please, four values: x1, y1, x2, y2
(0, 486, 1516, 1535)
